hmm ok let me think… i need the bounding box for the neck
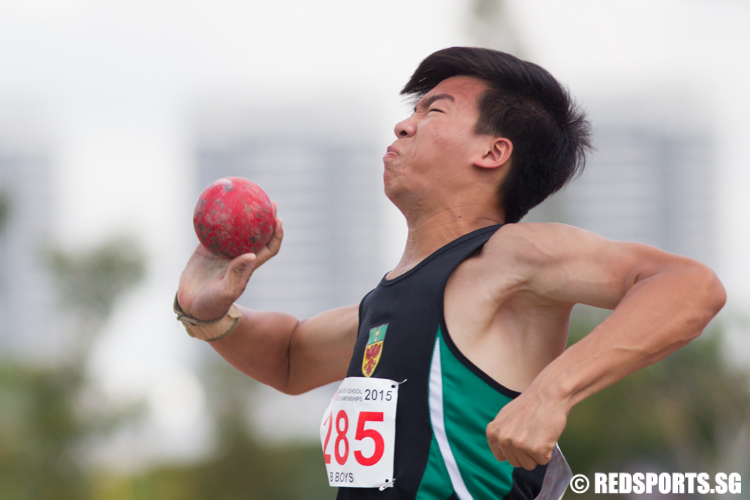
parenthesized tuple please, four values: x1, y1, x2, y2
(388, 205, 503, 279)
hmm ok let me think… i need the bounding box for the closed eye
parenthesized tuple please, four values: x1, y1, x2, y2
(428, 108, 444, 113)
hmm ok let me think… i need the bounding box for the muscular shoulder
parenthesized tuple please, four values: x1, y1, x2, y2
(481, 222, 588, 272)
(457, 223, 572, 299)
(478, 222, 688, 309)
(475, 222, 637, 306)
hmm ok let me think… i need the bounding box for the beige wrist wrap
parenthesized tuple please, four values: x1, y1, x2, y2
(173, 294, 241, 342)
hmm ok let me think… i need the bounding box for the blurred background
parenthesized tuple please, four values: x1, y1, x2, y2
(0, 0, 748, 498)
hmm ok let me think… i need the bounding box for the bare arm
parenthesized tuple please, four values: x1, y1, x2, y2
(484, 223, 726, 469)
(209, 304, 358, 394)
(177, 213, 357, 395)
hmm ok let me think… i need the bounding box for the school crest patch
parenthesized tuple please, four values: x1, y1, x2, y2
(362, 324, 388, 377)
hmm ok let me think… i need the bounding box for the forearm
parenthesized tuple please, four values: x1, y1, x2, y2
(209, 305, 358, 395)
(209, 307, 299, 392)
(175, 223, 359, 393)
(533, 263, 726, 411)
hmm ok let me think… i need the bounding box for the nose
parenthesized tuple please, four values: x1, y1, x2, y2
(394, 115, 416, 138)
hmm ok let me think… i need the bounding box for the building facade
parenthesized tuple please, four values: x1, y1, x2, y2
(0, 129, 60, 359)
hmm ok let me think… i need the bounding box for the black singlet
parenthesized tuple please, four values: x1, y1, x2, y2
(337, 225, 547, 500)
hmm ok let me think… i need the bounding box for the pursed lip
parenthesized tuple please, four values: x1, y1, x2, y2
(384, 145, 398, 157)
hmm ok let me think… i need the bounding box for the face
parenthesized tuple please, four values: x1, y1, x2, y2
(383, 75, 492, 207)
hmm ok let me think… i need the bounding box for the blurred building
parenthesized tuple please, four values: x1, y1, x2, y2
(192, 104, 388, 319)
(528, 97, 715, 266)
(0, 121, 60, 359)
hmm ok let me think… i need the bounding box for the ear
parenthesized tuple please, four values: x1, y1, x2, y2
(474, 137, 513, 170)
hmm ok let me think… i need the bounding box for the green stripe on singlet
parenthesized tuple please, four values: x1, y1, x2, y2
(415, 435, 455, 500)
(417, 327, 516, 500)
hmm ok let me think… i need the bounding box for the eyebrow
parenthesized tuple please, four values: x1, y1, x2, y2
(415, 93, 455, 112)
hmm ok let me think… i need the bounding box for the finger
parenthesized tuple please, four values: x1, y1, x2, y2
(486, 425, 506, 462)
(490, 444, 506, 463)
(513, 448, 541, 471)
(272, 216, 283, 245)
(255, 218, 283, 265)
(498, 444, 523, 469)
(488, 424, 523, 468)
(528, 444, 553, 467)
(272, 200, 278, 218)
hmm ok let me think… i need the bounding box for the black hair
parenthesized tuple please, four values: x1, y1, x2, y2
(401, 47, 591, 223)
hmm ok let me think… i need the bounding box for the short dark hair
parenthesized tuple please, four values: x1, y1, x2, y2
(401, 47, 591, 223)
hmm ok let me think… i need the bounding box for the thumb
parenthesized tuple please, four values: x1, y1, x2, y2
(226, 253, 257, 292)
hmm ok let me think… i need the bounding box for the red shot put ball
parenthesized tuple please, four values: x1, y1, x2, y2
(193, 177, 275, 259)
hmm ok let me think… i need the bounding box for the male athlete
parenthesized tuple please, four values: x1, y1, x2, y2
(175, 48, 726, 499)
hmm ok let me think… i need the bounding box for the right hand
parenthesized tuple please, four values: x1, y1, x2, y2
(177, 203, 283, 321)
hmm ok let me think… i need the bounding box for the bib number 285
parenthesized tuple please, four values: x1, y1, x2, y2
(322, 410, 384, 466)
(320, 378, 399, 488)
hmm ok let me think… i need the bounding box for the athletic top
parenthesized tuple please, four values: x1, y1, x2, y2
(337, 225, 547, 500)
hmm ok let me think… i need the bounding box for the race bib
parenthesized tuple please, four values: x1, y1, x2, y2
(320, 377, 399, 489)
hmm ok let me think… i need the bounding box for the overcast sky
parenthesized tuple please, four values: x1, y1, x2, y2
(1, 0, 746, 295)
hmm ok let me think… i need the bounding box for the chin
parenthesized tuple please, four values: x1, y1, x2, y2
(384, 187, 413, 218)
(383, 169, 415, 207)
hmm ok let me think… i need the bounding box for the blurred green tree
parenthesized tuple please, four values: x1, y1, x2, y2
(93, 359, 334, 500)
(0, 234, 146, 499)
(560, 309, 750, 499)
